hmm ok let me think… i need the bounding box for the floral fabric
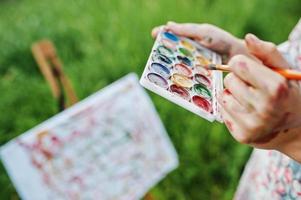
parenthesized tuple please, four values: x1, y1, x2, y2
(234, 19, 301, 200)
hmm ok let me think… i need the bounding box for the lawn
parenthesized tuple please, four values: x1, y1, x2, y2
(0, 0, 300, 199)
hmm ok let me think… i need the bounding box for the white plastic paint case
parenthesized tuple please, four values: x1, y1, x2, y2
(140, 31, 223, 122)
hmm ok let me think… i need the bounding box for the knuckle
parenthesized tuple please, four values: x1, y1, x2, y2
(265, 42, 278, 54)
(235, 133, 252, 144)
(229, 54, 248, 67)
(269, 77, 289, 99)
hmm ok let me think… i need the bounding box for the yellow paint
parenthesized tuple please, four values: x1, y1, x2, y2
(171, 73, 194, 88)
(196, 55, 211, 66)
(180, 40, 195, 51)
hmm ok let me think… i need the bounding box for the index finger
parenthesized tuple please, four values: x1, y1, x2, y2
(228, 55, 287, 93)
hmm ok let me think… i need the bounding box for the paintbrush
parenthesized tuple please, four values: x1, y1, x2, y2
(204, 63, 301, 80)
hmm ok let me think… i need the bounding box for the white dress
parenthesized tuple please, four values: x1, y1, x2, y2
(234, 19, 301, 200)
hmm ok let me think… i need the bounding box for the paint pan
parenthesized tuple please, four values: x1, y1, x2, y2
(179, 47, 193, 58)
(152, 53, 173, 65)
(192, 95, 212, 113)
(180, 40, 195, 51)
(193, 84, 211, 99)
(196, 55, 211, 66)
(163, 32, 179, 42)
(147, 73, 169, 89)
(174, 63, 192, 77)
(150, 62, 170, 79)
(171, 73, 194, 88)
(161, 38, 177, 50)
(169, 84, 190, 101)
(194, 74, 211, 87)
(196, 47, 212, 61)
(177, 55, 192, 67)
(157, 45, 173, 57)
(194, 65, 211, 76)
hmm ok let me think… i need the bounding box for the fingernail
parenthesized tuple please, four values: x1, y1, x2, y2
(246, 33, 260, 44)
(167, 21, 176, 26)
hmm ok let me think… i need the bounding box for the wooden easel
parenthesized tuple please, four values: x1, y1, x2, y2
(31, 40, 78, 110)
(31, 40, 155, 200)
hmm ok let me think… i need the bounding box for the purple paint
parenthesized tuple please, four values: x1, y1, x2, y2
(147, 73, 168, 89)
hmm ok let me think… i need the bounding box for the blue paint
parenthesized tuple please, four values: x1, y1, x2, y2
(177, 56, 192, 67)
(150, 62, 170, 78)
(163, 32, 179, 42)
(152, 53, 173, 65)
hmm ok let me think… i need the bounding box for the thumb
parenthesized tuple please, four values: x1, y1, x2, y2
(165, 21, 202, 40)
(245, 33, 290, 69)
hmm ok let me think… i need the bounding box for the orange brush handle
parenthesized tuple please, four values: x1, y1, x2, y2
(270, 67, 301, 80)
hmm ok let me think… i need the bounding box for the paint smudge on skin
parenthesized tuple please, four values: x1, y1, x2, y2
(284, 129, 289, 133)
(224, 89, 231, 95)
(224, 120, 233, 132)
(238, 61, 248, 70)
(276, 82, 289, 100)
(202, 36, 213, 44)
(253, 131, 280, 144)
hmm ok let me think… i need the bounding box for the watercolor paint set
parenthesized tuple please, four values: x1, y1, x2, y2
(140, 31, 223, 122)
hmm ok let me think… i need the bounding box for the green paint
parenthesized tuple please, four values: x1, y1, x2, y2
(179, 47, 193, 57)
(193, 84, 211, 99)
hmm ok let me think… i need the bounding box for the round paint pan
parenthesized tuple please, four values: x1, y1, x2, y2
(161, 38, 177, 50)
(194, 74, 211, 87)
(180, 40, 195, 51)
(192, 95, 212, 113)
(171, 73, 194, 88)
(193, 83, 212, 99)
(174, 63, 192, 77)
(157, 45, 173, 57)
(152, 53, 173, 65)
(195, 65, 212, 76)
(150, 62, 171, 79)
(177, 55, 192, 67)
(147, 73, 169, 89)
(179, 47, 193, 58)
(163, 32, 179, 42)
(169, 84, 190, 101)
(196, 48, 212, 61)
(196, 55, 211, 66)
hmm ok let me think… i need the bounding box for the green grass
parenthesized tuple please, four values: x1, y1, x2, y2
(0, 0, 300, 199)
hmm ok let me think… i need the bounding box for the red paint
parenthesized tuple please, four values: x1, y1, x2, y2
(276, 82, 289, 99)
(170, 84, 190, 101)
(224, 89, 231, 95)
(224, 120, 233, 131)
(192, 95, 212, 112)
(174, 63, 192, 77)
(238, 61, 248, 70)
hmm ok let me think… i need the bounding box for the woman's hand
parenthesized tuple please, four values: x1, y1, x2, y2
(219, 34, 301, 162)
(152, 21, 249, 62)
